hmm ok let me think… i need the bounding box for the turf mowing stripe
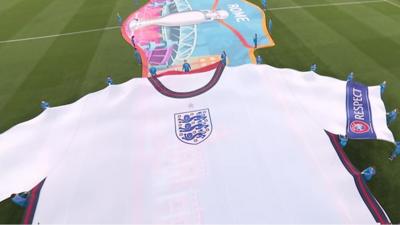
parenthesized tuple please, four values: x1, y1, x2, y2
(0, 0, 23, 15)
(364, 2, 400, 26)
(0, 0, 87, 115)
(340, 3, 400, 44)
(80, 0, 140, 93)
(269, 1, 399, 91)
(0, 26, 120, 44)
(264, 12, 335, 72)
(269, 0, 385, 11)
(272, 0, 400, 82)
(0, 0, 53, 41)
(0, 0, 120, 133)
(384, 0, 400, 8)
(306, 4, 400, 80)
(270, 4, 345, 70)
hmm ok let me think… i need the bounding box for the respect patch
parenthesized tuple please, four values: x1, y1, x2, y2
(346, 81, 376, 139)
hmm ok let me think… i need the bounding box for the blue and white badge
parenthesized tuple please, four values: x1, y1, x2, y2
(346, 81, 376, 139)
(175, 109, 212, 145)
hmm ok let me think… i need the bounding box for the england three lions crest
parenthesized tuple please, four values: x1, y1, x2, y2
(175, 109, 212, 145)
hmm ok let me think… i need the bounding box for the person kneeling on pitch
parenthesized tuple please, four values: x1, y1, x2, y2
(361, 166, 376, 181)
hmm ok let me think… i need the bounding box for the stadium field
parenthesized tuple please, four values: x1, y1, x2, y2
(0, 0, 399, 223)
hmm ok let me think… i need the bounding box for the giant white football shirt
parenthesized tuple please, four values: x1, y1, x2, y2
(0, 63, 393, 223)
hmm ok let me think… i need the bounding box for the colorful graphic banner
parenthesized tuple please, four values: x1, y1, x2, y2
(346, 81, 377, 139)
(121, 0, 274, 77)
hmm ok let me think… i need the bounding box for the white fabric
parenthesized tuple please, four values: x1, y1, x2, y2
(0, 64, 392, 223)
(368, 87, 394, 141)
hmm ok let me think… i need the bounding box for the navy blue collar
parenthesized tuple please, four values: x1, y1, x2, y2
(148, 62, 225, 99)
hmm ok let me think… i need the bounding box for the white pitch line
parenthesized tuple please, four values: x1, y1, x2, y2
(384, 0, 400, 8)
(0, 26, 120, 44)
(0, 0, 397, 44)
(269, 0, 385, 11)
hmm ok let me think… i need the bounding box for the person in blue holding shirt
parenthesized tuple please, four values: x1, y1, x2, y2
(40, 101, 50, 110)
(117, 12, 122, 25)
(221, 50, 227, 65)
(339, 135, 349, 148)
(253, 33, 258, 48)
(380, 81, 387, 94)
(134, 48, 142, 65)
(256, 55, 263, 64)
(310, 64, 317, 72)
(389, 141, 400, 161)
(262, 0, 267, 11)
(268, 19, 272, 33)
(182, 60, 191, 73)
(11, 192, 29, 208)
(347, 72, 354, 81)
(387, 108, 398, 125)
(149, 66, 157, 77)
(361, 166, 376, 181)
(106, 76, 113, 86)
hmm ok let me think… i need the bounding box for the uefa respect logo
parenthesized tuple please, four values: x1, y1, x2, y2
(346, 81, 376, 139)
(350, 120, 370, 134)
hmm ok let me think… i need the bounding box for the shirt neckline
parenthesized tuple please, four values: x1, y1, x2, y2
(148, 62, 226, 99)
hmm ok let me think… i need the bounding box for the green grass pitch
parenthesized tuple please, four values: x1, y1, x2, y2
(0, 0, 399, 223)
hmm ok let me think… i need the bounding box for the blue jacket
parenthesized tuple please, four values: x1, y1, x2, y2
(182, 63, 191, 72)
(393, 142, 400, 155)
(149, 67, 157, 76)
(361, 167, 376, 181)
(388, 110, 397, 122)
